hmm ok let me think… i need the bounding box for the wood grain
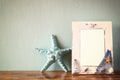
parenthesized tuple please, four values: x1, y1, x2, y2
(0, 71, 120, 80)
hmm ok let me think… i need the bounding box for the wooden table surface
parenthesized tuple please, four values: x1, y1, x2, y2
(0, 71, 120, 80)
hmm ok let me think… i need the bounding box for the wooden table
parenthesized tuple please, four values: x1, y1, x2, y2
(0, 71, 120, 80)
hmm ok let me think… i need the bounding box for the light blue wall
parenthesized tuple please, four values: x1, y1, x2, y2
(0, 0, 120, 71)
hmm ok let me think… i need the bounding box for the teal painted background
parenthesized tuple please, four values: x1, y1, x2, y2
(0, 0, 120, 71)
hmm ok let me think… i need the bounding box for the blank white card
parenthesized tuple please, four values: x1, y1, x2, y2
(80, 29, 105, 66)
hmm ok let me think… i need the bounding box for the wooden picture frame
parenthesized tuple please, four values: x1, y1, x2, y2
(72, 21, 113, 74)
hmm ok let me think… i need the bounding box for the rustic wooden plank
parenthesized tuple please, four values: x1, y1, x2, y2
(0, 71, 120, 80)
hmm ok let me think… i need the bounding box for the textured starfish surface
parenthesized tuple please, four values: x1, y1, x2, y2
(35, 34, 71, 72)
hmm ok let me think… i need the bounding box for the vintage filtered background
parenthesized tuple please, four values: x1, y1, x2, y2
(0, 0, 120, 71)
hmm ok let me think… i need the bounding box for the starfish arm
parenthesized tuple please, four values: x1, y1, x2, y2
(35, 48, 49, 55)
(51, 34, 59, 49)
(41, 60, 54, 73)
(57, 59, 68, 72)
(60, 48, 71, 55)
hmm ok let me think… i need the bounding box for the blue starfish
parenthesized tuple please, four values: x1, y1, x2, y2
(35, 34, 71, 72)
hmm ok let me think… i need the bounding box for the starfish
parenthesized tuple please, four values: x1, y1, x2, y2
(35, 34, 71, 72)
(105, 57, 111, 64)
